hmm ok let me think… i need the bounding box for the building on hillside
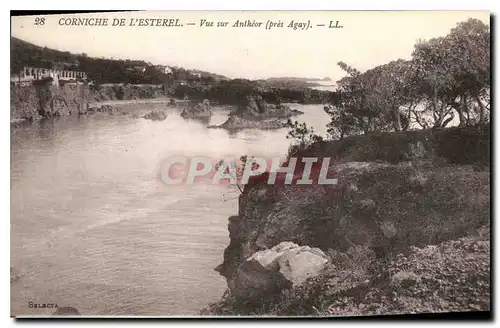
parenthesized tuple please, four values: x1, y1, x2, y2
(155, 65, 173, 75)
(10, 67, 88, 86)
(133, 66, 147, 73)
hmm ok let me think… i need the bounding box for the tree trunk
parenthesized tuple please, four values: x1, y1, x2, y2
(457, 94, 467, 127)
(433, 98, 450, 128)
(476, 95, 486, 124)
(392, 108, 402, 131)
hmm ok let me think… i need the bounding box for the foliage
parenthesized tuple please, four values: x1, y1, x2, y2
(324, 18, 490, 138)
(214, 155, 260, 194)
(285, 119, 323, 148)
(411, 18, 490, 127)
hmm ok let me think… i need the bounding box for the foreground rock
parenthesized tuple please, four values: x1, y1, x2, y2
(180, 99, 212, 119)
(142, 109, 168, 121)
(203, 228, 490, 316)
(202, 125, 490, 316)
(229, 242, 329, 303)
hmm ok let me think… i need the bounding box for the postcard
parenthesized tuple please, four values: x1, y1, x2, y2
(10, 10, 491, 318)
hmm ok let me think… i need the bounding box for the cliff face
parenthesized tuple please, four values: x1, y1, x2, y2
(10, 84, 170, 121)
(204, 125, 490, 316)
(11, 83, 92, 120)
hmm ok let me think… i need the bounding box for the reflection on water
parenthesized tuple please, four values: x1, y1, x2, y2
(10, 101, 329, 316)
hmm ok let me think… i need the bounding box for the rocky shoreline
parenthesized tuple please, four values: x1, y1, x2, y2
(202, 125, 490, 316)
(11, 84, 306, 125)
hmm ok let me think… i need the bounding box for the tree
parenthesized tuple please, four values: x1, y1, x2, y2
(327, 61, 406, 136)
(362, 59, 415, 131)
(332, 61, 378, 135)
(285, 119, 323, 155)
(446, 18, 490, 125)
(411, 18, 490, 128)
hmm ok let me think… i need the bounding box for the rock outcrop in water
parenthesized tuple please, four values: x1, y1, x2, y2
(213, 95, 303, 131)
(143, 109, 168, 121)
(180, 99, 213, 119)
(202, 125, 490, 316)
(213, 116, 287, 131)
(84, 104, 120, 115)
(231, 94, 304, 119)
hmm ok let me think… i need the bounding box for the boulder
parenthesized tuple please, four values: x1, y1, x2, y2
(143, 109, 168, 121)
(229, 242, 329, 302)
(180, 99, 212, 118)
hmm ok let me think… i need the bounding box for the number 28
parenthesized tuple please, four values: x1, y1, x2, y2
(34, 17, 45, 25)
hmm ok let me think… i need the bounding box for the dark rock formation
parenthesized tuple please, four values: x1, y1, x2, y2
(203, 125, 490, 316)
(180, 99, 213, 119)
(211, 115, 287, 131)
(213, 95, 303, 131)
(85, 104, 119, 115)
(143, 109, 168, 121)
(90, 84, 168, 102)
(10, 83, 172, 121)
(11, 83, 91, 120)
(231, 94, 303, 120)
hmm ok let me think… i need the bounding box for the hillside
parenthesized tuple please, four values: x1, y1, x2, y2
(10, 37, 228, 85)
(10, 37, 335, 120)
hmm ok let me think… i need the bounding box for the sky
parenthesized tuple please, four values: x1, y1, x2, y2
(11, 11, 490, 81)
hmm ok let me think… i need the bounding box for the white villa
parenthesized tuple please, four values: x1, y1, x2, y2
(11, 67, 88, 86)
(154, 65, 173, 75)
